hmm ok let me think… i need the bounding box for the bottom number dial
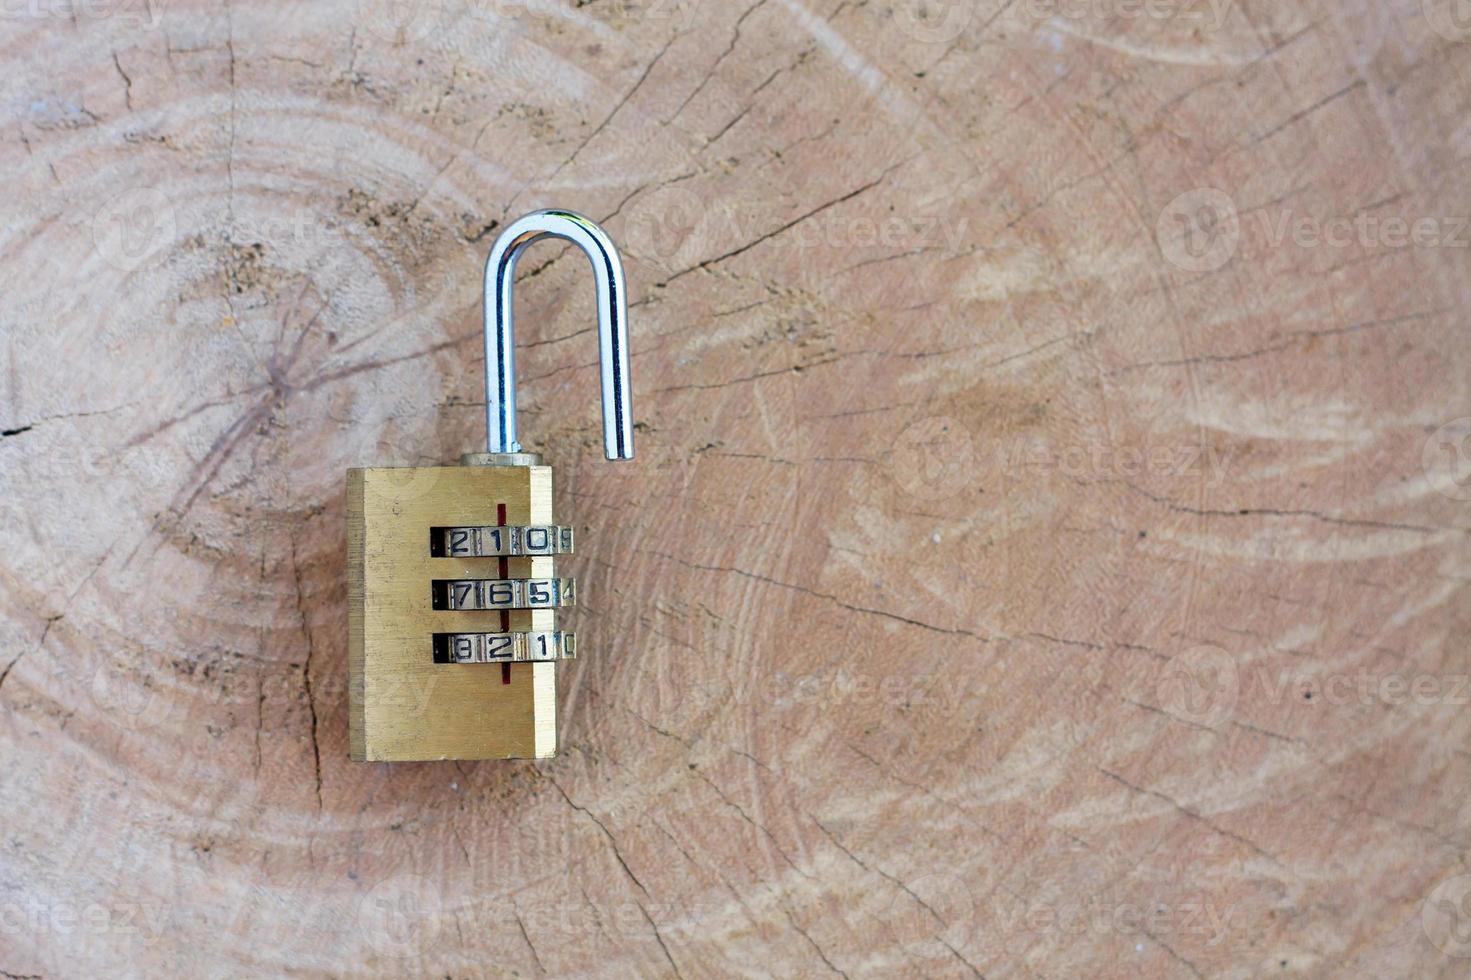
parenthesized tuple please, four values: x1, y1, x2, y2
(434, 631, 577, 664)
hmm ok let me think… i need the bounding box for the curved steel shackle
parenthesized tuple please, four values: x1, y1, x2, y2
(483, 209, 634, 460)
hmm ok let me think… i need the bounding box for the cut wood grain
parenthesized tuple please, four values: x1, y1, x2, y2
(1, 0, 1469, 976)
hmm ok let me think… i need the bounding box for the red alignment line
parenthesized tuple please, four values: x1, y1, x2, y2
(498, 503, 511, 685)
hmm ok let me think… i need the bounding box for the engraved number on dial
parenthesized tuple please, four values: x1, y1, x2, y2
(431, 525, 574, 557)
(431, 578, 576, 611)
(434, 631, 578, 663)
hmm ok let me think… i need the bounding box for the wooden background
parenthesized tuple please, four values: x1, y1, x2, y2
(2, 0, 1470, 975)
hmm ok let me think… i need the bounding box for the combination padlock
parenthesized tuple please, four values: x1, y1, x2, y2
(348, 210, 633, 762)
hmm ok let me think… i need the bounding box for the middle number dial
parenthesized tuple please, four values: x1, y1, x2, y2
(431, 577, 577, 611)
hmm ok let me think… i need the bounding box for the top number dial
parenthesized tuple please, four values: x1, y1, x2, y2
(431, 524, 575, 557)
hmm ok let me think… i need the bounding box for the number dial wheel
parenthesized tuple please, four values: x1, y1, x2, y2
(432, 524, 574, 556)
(431, 577, 576, 610)
(435, 631, 577, 663)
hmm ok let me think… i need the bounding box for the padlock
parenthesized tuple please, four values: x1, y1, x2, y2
(348, 209, 633, 762)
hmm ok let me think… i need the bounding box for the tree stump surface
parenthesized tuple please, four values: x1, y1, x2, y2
(2, 1, 1470, 976)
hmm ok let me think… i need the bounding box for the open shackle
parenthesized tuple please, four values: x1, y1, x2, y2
(483, 209, 634, 460)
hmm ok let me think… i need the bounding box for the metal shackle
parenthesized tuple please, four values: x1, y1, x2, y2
(483, 209, 635, 460)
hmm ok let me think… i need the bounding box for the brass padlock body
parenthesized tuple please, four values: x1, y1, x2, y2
(348, 463, 559, 761)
